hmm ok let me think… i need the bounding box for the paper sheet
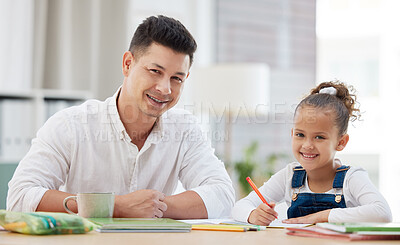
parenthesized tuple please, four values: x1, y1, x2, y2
(178, 218, 311, 229)
(177, 219, 230, 225)
(268, 219, 312, 228)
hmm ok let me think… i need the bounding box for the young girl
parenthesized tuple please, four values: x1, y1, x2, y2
(232, 81, 392, 225)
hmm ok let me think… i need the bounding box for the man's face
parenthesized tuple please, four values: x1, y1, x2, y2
(121, 43, 190, 120)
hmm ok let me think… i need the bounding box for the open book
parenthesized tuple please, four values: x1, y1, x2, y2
(89, 218, 191, 233)
(316, 222, 400, 233)
(287, 226, 400, 241)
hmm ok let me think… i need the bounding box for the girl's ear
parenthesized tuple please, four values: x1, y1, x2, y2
(336, 134, 349, 151)
(291, 128, 294, 137)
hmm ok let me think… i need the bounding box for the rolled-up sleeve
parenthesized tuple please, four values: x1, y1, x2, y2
(178, 125, 235, 218)
(7, 112, 73, 212)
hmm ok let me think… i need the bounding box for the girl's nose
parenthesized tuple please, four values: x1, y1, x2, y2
(302, 140, 314, 150)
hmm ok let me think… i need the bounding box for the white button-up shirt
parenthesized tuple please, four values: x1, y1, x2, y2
(7, 89, 235, 218)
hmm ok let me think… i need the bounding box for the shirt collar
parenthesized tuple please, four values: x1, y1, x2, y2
(107, 87, 126, 140)
(107, 86, 165, 143)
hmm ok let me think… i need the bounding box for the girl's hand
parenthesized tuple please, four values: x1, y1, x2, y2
(247, 202, 278, 226)
(282, 209, 330, 224)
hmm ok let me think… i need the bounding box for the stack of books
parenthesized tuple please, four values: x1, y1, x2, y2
(89, 218, 191, 233)
(286, 222, 400, 241)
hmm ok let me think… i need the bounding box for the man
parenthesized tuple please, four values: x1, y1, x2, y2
(7, 15, 235, 219)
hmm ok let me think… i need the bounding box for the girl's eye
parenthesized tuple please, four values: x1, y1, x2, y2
(315, 136, 325, 140)
(295, 133, 304, 137)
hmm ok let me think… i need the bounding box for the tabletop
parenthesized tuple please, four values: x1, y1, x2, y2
(0, 229, 398, 245)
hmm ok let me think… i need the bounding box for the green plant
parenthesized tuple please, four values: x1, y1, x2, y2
(264, 153, 288, 179)
(234, 141, 258, 195)
(234, 141, 290, 197)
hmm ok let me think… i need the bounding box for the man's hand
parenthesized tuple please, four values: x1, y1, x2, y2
(247, 203, 278, 226)
(282, 209, 330, 224)
(114, 189, 167, 218)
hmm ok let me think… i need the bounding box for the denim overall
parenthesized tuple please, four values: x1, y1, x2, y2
(287, 165, 349, 219)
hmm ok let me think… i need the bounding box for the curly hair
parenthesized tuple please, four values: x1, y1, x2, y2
(294, 80, 361, 135)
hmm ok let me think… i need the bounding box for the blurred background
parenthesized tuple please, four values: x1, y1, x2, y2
(0, 0, 399, 221)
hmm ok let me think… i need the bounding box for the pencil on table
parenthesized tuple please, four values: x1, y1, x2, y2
(191, 225, 246, 232)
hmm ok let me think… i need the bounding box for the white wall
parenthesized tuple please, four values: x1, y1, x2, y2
(317, 0, 400, 221)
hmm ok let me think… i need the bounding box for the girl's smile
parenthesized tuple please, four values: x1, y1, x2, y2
(300, 152, 319, 160)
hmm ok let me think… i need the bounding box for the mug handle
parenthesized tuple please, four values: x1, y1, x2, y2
(63, 196, 78, 215)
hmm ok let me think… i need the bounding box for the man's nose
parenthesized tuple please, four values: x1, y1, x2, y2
(155, 77, 171, 94)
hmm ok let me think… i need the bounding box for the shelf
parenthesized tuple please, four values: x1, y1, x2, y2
(0, 90, 35, 100)
(0, 89, 92, 101)
(0, 89, 92, 162)
(0, 159, 20, 165)
(41, 89, 93, 101)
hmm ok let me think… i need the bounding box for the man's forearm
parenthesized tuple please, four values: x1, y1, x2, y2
(37, 190, 208, 219)
(163, 190, 208, 219)
(36, 190, 77, 213)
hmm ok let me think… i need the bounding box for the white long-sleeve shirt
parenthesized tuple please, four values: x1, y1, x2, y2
(232, 161, 392, 223)
(7, 89, 235, 218)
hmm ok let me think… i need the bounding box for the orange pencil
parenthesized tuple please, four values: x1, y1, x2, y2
(246, 176, 277, 219)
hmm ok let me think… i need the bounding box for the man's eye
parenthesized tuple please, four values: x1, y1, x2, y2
(172, 76, 183, 83)
(150, 69, 160, 74)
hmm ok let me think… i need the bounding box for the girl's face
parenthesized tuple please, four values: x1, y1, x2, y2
(291, 106, 349, 173)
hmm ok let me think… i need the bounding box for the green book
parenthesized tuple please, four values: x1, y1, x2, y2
(317, 222, 400, 233)
(89, 218, 192, 233)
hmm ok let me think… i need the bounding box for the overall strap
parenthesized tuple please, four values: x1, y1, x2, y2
(332, 165, 350, 188)
(291, 166, 306, 188)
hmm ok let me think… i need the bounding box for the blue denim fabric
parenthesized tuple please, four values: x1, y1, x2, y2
(287, 165, 349, 219)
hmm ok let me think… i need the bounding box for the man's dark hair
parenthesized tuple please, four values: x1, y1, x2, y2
(129, 15, 197, 66)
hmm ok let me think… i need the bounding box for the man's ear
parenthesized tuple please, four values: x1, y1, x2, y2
(336, 134, 349, 151)
(122, 51, 134, 77)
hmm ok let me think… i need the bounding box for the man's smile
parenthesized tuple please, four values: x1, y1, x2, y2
(146, 94, 169, 104)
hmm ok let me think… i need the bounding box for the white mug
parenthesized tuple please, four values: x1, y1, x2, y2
(63, 192, 115, 218)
